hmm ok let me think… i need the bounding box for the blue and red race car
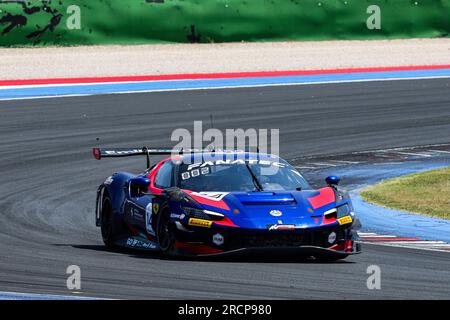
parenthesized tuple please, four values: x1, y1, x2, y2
(93, 148, 361, 261)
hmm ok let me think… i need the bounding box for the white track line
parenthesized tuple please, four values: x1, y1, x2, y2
(384, 241, 446, 245)
(0, 291, 106, 300)
(357, 231, 450, 252)
(359, 235, 398, 238)
(428, 149, 450, 154)
(373, 162, 403, 165)
(289, 143, 450, 163)
(330, 160, 361, 164)
(357, 143, 450, 153)
(309, 162, 338, 167)
(393, 151, 433, 157)
(373, 153, 393, 158)
(366, 242, 450, 253)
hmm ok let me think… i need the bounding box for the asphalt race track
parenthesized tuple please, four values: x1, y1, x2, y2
(0, 78, 449, 299)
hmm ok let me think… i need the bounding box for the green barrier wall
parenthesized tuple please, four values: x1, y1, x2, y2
(0, 0, 449, 46)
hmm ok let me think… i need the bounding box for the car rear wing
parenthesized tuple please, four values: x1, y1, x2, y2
(92, 147, 178, 160)
(92, 147, 249, 160)
(93, 147, 202, 169)
(92, 147, 248, 169)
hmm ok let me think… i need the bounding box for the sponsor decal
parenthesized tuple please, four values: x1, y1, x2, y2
(105, 149, 142, 155)
(126, 237, 157, 250)
(145, 201, 155, 235)
(181, 167, 210, 180)
(307, 207, 314, 213)
(104, 176, 114, 185)
(328, 232, 337, 243)
(191, 192, 229, 201)
(337, 215, 353, 225)
(188, 218, 213, 228)
(170, 213, 185, 220)
(212, 233, 224, 246)
(268, 224, 295, 231)
(269, 209, 282, 217)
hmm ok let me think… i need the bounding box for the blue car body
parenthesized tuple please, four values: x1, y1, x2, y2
(94, 148, 361, 259)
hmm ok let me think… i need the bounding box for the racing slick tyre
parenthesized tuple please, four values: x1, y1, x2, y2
(100, 194, 121, 248)
(157, 207, 176, 256)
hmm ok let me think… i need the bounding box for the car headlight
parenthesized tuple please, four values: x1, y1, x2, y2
(324, 203, 353, 219)
(336, 203, 352, 218)
(181, 207, 225, 221)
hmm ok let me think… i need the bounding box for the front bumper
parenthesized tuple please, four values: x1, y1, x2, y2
(173, 222, 360, 256)
(197, 242, 362, 258)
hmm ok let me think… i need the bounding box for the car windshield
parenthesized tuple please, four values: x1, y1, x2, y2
(178, 158, 311, 192)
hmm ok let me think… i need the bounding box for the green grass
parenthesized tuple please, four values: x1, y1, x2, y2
(361, 167, 450, 220)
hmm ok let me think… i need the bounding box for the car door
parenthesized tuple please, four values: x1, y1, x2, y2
(123, 176, 152, 234)
(123, 160, 173, 234)
(129, 160, 175, 236)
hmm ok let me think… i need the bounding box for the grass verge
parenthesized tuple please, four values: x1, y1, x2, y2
(361, 167, 450, 220)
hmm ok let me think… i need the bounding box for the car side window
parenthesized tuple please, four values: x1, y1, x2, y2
(154, 161, 174, 189)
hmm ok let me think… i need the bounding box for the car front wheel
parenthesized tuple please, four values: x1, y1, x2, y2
(157, 208, 176, 256)
(100, 195, 114, 247)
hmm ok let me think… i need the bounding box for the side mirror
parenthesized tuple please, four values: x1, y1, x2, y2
(325, 175, 340, 186)
(129, 177, 151, 197)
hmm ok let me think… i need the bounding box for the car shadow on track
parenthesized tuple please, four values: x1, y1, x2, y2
(57, 244, 355, 264)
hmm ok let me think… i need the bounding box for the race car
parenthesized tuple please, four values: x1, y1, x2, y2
(93, 147, 361, 260)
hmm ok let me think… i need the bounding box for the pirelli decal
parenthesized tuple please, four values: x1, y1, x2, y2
(337, 215, 353, 225)
(188, 218, 213, 228)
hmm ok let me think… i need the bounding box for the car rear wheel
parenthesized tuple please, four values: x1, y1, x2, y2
(157, 208, 175, 256)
